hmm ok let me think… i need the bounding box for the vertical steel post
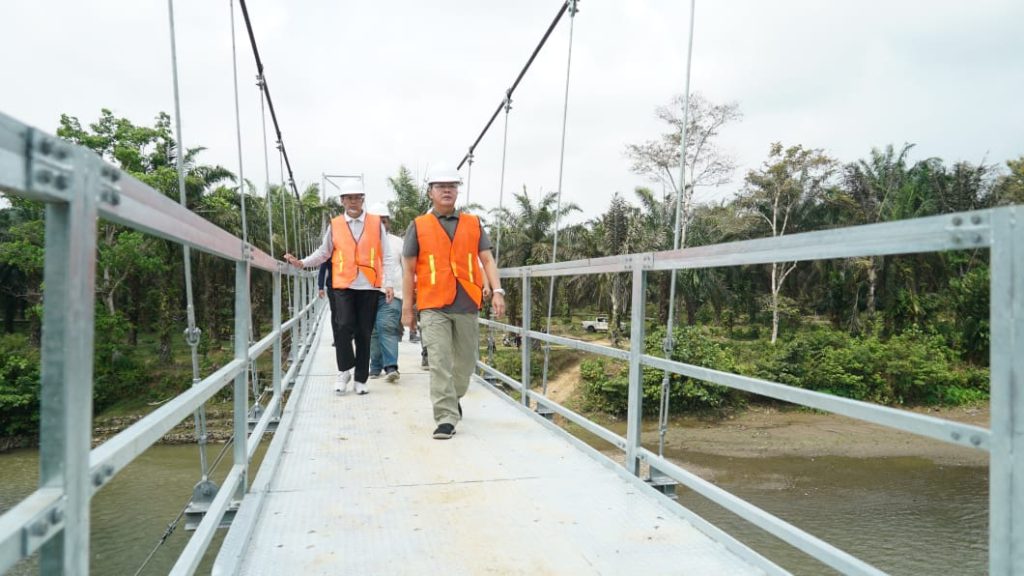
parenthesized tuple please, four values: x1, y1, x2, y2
(272, 267, 282, 417)
(233, 257, 250, 497)
(38, 146, 100, 574)
(990, 207, 1023, 575)
(289, 271, 298, 373)
(520, 274, 532, 407)
(625, 263, 648, 476)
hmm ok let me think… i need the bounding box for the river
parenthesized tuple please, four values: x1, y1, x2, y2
(1, 444, 266, 576)
(0, 441, 986, 575)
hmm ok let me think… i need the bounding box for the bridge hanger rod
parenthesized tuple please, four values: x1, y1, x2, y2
(238, 0, 300, 201)
(456, 0, 572, 170)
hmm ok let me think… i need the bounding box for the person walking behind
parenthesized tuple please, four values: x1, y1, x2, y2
(317, 261, 339, 347)
(285, 188, 395, 395)
(367, 202, 404, 382)
(401, 165, 505, 439)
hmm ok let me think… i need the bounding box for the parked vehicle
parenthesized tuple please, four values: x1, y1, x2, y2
(581, 316, 609, 333)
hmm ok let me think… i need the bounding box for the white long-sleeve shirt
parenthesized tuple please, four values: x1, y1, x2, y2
(381, 233, 403, 297)
(301, 211, 394, 290)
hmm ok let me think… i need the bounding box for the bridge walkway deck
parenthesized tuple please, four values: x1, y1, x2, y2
(225, 320, 767, 575)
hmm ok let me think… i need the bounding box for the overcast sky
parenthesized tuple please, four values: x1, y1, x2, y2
(3, 0, 1022, 223)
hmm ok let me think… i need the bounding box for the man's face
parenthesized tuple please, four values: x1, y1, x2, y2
(430, 182, 459, 211)
(340, 194, 365, 217)
(380, 216, 391, 232)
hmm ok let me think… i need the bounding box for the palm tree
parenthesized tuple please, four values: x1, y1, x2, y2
(489, 187, 580, 328)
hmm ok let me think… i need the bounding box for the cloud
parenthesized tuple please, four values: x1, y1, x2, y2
(2, 0, 1021, 225)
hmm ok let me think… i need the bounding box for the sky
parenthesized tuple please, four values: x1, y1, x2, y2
(2, 0, 1022, 223)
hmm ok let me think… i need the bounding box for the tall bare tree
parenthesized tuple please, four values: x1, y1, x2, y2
(625, 93, 741, 249)
(739, 143, 836, 343)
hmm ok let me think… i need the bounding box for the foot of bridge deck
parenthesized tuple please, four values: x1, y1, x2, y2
(222, 321, 772, 575)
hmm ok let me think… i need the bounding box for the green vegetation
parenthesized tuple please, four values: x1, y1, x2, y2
(2, 97, 1019, 442)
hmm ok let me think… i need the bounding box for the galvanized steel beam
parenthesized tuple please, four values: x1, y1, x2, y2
(990, 206, 1023, 575)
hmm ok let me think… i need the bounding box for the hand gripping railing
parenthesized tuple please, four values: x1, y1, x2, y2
(0, 111, 324, 575)
(476, 207, 1022, 575)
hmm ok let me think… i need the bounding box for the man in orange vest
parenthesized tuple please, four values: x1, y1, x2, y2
(401, 166, 505, 439)
(285, 188, 395, 395)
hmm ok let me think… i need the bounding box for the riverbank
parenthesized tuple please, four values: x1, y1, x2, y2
(608, 404, 990, 467)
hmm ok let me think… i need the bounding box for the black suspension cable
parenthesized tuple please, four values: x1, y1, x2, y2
(237, 0, 300, 201)
(456, 0, 573, 170)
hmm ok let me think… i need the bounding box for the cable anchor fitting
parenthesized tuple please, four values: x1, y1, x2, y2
(184, 325, 202, 347)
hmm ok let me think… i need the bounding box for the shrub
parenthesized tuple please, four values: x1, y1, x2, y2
(0, 334, 40, 436)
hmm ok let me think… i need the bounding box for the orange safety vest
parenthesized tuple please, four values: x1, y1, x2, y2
(414, 213, 483, 310)
(330, 213, 383, 289)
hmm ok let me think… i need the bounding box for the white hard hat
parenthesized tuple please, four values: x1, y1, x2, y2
(337, 188, 365, 198)
(425, 164, 462, 186)
(368, 202, 391, 218)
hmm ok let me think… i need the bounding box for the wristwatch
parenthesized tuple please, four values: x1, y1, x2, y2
(492, 288, 506, 295)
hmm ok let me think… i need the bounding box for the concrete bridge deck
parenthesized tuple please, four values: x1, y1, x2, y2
(223, 319, 768, 575)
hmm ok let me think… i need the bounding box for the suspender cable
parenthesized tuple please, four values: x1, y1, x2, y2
(494, 94, 512, 265)
(166, 0, 209, 482)
(259, 77, 275, 257)
(540, 0, 578, 397)
(229, 0, 263, 406)
(229, 0, 248, 243)
(488, 94, 513, 368)
(457, 0, 572, 170)
(464, 152, 474, 207)
(658, 0, 698, 458)
(237, 0, 300, 201)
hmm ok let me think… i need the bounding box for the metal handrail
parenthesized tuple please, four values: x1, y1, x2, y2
(478, 204, 1021, 575)
(0, 111, 323, 575)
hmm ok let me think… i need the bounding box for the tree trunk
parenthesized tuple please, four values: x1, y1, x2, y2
(683, 289, 698, 326)
(770, 262, 780, 344)
(609, 274, 622, 348)
(158, 290, 173, 364)
(866, 257, 877, 316)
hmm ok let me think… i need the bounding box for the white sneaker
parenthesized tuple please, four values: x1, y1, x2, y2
(334, 370, 352, 394)
(354, 381, 368, 395)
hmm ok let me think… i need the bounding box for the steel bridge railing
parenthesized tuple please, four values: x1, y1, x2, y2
(0, 111, 325, 575)
(476, 206, 1022, 576)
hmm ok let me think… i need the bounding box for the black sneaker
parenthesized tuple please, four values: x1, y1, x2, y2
(432, 423, 456, 440)
(421, 355, 429, 368)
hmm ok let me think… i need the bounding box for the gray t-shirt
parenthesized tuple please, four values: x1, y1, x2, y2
(403, 211, 492, 314)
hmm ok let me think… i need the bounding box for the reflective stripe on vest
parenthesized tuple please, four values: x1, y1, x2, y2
(414, 213, 483, 310)
(330, 213, 383, 289)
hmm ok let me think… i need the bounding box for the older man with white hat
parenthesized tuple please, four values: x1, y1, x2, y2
(284, 188, 395, 395)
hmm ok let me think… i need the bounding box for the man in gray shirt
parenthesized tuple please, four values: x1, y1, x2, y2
(402, 166, 505, 439)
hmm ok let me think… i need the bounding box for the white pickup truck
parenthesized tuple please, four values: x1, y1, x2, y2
(581, 316, 609, 333)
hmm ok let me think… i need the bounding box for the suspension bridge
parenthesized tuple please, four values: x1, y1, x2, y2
(1, 1, 1021, 575)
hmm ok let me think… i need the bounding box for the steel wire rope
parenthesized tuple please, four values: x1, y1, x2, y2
(237, 0, 300, 200)
(259, 78, 275, 258)
(487, 94, 513, 369)
(464, 153, 474, 207)
(457, 0, 573, 171)
(129, 432, 238, 576)
(229, 0, 265, 420)
(166, 0, 210, 484)
(657, 0, 697, 459)
(540, 0, 579, 398)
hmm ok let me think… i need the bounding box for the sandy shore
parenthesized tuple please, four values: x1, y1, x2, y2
(643, 404, 990, 467)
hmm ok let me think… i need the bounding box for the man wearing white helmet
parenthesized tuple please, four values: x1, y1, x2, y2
(367, 201, 404, 382)
(402, 165, 505, 440)
(284, 188, 395, 396)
